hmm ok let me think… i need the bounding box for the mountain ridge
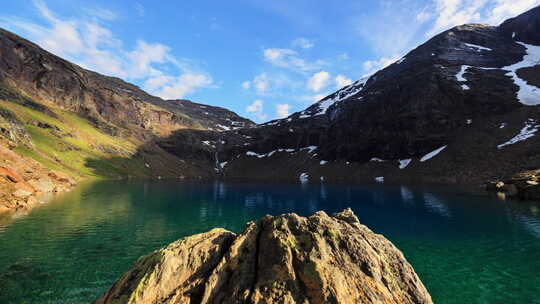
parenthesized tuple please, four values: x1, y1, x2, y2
(0, 27, 254, 137)
(0, 27, 254, 214)
(158, 5, 540, 189)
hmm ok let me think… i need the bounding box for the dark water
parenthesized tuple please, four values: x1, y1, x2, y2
(0, 180, 539, 304)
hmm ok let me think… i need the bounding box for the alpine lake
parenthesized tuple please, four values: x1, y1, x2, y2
(0, 180, 539, 304)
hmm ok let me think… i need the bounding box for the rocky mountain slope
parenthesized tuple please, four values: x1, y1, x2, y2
(162, 5, 540, 188)
(0, 28, 254, 138)
(0, 28, 253, 214)
(95, 209, 432, 304)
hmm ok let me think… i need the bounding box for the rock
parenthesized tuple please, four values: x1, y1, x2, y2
(12, 189, 32, 198)
(95, 228, 236, 304)
(502, 184, 518, 195)
(0, 166, 23, 183)
(26, 195, 38, 206)
(485, 181, 500, 191)
(48, 170, 76, 185)
(14, 181, 35, 193)
(95, 209, 432, 304)
(28, 178, 55, 193)
(517, 184, 540, 199)
(0, 205, 11, 214)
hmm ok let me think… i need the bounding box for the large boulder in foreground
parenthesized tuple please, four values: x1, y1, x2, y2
(95, 209, 432, 304)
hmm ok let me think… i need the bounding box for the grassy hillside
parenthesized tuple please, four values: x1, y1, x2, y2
(0, 98, 152, 180)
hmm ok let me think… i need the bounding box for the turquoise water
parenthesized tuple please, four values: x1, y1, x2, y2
(0, 180, 539, 304)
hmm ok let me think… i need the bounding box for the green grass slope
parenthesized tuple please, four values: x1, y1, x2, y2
(0, 98, 152, 180)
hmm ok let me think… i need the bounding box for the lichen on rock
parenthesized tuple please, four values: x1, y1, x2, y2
(95, 209, 433, 304)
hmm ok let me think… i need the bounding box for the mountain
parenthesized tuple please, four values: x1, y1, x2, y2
(0, 28, 254, 137)
(1, 6, 540, 213)
(161, 99, 254, 131)
(0, 27, 253, 214)
(162, 6, 540, 187)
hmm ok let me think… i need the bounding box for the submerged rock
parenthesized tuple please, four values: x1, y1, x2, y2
(95, 209, 432, 304)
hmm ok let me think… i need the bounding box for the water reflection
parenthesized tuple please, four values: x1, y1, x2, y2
(400, 185, 414, 205)
(519, 214, 540, 239)
(423, 192, 451, 218)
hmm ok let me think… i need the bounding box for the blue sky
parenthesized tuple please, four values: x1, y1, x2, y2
(1, 0, 539, 122)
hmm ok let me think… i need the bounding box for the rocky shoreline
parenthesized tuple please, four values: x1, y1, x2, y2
(485, 169, 540, 200)
(95, 209, 433, 304)
(0, 142, 76, 215)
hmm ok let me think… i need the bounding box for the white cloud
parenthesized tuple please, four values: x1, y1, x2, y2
(275, 104, 291, 118)
(241, 81, 251, 89)
(252, 73, 270, 95)
(485, 0, 540, 24)
(147, 73, 213, 100)
(291, 37, 314, 49)
(264, 48, 295, 61)
(352, 0, 539, 72)
(246, 100, 267, 121)
(426, 0, 540, 36)
(486, 3, 511, 22)
(307, 71, 330, 92)
(1, 0, 213, 100)
(263, 48, 324, 72)
(416, 10, 432, 22)
(242, 72, 303, 97)
(335, 75, 352, 88)
(426, 0, 487, 36)
(128, 40, 171, 78)
(362, 56, 399, 76)
(353, 2, 428, 59)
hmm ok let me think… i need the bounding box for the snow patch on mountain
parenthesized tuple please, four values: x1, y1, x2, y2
(420, 146, 447, 162)
(216, 124, 231, 131)
(245, 146, 317, 159)
(498, 119, 539, 149)
(502, 42, 540, 105)
(297, 76, 370, 119)
(399, 159, 412, 169)
(464, 43, 492, 52)
(456, 65, 471, 82)
(301, 146, 318, 153)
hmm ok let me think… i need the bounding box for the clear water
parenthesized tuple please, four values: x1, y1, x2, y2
(0, 180, 539, 304)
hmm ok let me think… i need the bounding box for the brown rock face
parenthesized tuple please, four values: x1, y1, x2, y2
(0, 142, 75, 214)
(0, 28, 254, 138)
(95, 209, 432, 304)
